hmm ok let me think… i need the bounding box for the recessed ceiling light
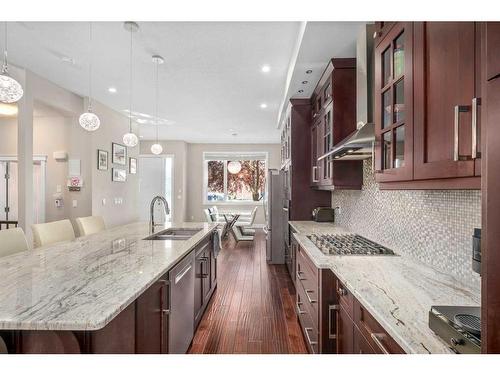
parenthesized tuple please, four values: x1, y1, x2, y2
(260, 103, 268, 109)
(306, 69, 312, 74)
(61, 56, 76, 65)
(139, 135, 144, 138)
(232, 132, 238, 136)
(261, 65, 271, 73)
(108, 87, 117, 93)
(136, 119, 148, 124)
(302, 81, 308, 84)
(298, 89, 304, 93)
(229, 128, 235, 132)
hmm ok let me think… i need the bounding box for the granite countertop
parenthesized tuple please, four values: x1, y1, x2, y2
(0, 222, 216, 331)
(289, 221, 480, 354)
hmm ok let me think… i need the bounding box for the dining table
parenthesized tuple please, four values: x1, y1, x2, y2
(217, 208, 253, 239)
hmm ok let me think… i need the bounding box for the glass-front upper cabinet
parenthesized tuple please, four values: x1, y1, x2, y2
(374, 22, 414, 182)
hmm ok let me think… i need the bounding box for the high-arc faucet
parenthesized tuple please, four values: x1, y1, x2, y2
(150, 195, 170, 232)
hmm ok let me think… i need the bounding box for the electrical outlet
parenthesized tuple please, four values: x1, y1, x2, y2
(102, 198, 106, 206)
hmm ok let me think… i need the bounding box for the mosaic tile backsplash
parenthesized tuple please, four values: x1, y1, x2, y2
(331, 160, 481, 291)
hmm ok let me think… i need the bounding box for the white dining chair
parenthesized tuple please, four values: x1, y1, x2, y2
(235, 206, 258, 236)
(0, 227, 29, 257)
(75, 216, 106, 237)
(32, 219, 76, 248)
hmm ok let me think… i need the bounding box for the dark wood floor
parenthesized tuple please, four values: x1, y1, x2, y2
(189, 231, 308, 354)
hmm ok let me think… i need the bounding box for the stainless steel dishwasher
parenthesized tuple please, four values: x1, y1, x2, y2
(168, 250, 195, 353)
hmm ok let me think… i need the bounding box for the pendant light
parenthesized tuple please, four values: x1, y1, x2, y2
(122, 21, 139, 147)
(150, 55, 164, 155)
(79, 22, 100, 132)
(0, 22, 23, 104)
(228, 161, 242, 174)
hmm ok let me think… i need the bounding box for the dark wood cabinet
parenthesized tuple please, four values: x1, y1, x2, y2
(374, 22, 396, 47)
(374, 21, 483, 189)
(194, 235, 217, 329)
(337, 305, 354, 354)
(374, 22, 414, 182)
(310, 58, 363, 190)
(413, 22, 481, 181)
(135, 273, 169, 353)
(485, 22, 500, 81)
(353, 326, 377, 354)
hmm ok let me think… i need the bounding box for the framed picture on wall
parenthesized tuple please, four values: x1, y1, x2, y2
(112, 142, 127, 165)
(129, 157, 137, 174)
(112, 168, 127, 182)
(97, 149, 108, 170)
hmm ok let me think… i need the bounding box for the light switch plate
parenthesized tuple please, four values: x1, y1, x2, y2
(72, 200, 78, 208)
(102, 198, 106, 206)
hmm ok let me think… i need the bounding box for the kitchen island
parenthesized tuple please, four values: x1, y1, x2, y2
(0, 222, 217, 354)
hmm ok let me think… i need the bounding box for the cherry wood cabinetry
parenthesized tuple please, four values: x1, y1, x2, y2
(374, 22, 414, 182)
(413, 22, 482, 181)
(373, 22, 396, 47)
(374, 21, 483, 189)
(310, 58, 363, 190)
(481, 22, 500, 354)
(194, 236, 217, 328)
(293, 242, 406, 354)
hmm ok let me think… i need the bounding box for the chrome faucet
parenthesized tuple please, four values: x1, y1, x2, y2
(150, 195, 170, 232)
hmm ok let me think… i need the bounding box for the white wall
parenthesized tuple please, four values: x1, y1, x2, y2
(90, 100, 140, 227)
(140, 141, 281, 225)
(139, 140, 188, 223)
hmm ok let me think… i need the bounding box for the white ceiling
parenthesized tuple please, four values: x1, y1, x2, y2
(3, 21, 364, 143)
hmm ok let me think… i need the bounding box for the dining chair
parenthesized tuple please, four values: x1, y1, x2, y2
(75, 216, 106, 237)
(0, 227, 29, 257)
(32, 219, 76, 248)
(235, 206, 258, 236)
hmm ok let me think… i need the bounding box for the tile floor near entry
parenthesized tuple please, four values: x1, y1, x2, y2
(189, 231, 307, 354)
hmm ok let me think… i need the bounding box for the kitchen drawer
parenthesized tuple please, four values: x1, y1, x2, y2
(296, 246, 319, 324)
(353, 299, 405, 354)
(336, 279, 354, 320)
(353, 325, 377, 354)
(296, 281, 319, 354)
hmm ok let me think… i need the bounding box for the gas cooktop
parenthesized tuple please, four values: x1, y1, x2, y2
(307, 233, 396, 256)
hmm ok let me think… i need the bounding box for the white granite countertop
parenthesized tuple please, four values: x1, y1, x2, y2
(0, 222, 216, 331)
(289, 221, 480, 354)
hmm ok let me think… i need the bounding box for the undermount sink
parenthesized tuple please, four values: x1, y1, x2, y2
(144, 227, 202, 241)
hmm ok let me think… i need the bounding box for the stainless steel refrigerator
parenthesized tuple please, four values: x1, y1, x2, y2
(264, 169, 285, 264)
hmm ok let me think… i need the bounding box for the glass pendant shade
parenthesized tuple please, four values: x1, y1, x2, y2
(150, 143, 163, 155)
(0, 72, 23, 103)
(79, 111, 100, 132)
(228, 161, 242, 174)
(123, 132, 139, 147)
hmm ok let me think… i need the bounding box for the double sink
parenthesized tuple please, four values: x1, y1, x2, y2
(144, 227, 202, 241)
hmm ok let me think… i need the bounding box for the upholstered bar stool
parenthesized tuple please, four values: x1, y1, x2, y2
(0, 227, 29, 257)
(75, 216, 105, 237)
(32, 219, 75, 248)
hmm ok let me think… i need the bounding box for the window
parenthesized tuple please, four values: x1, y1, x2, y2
(204, 152, 267, 203)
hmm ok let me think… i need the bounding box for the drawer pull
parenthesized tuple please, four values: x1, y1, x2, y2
(370, 333, 390, 354)
(328, 304, 339, 339)
(305, 328, 318, 346)
(305, 289, 317, 304)
(296, 301, 307, 315)
(296, 271, 306, 281)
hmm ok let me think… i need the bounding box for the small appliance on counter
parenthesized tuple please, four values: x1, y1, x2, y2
(429, 306, 481, 354)
(312, 207, 335, 222)
(472, 228, 481, 275)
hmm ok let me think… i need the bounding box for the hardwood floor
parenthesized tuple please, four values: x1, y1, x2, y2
(189, 231, 308, 354)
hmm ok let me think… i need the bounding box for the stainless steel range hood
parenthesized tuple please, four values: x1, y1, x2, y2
(319, 24, 375, 162)
(318, 122, 374, 161)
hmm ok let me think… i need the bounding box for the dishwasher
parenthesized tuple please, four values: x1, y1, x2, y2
(168, 250, 195, 354)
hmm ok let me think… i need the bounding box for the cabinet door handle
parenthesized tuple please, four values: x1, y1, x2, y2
(337, 287, 347, 296)
(305, 289, 317, 304)
(328, 304, 340, 339)
(305, 328, 318, 346)
(453, 105, 471, 162)
(370, 333, 390, 354)
(312, 166, 319, 182)
(472, 97, 481, 159)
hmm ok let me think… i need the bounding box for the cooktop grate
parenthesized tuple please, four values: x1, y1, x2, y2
(454, 313, 481, 337)
(307, 233, 396, 255)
